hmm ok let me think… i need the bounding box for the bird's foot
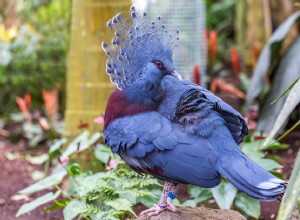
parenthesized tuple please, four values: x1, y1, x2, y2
(140, 202, 177, 217)
(167, 197, 177, 212)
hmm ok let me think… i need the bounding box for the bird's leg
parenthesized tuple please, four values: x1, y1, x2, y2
(140, 181, 177, 217)
(166, 183, 178, 212)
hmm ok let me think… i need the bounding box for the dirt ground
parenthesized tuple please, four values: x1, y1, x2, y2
(0, 128, 299, 220)
(0, 137, 63, 220)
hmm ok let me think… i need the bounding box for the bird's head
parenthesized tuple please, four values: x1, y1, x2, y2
(102, 6, 182, 90)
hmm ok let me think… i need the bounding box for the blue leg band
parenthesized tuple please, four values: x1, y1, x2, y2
(167, 192, 177, 200)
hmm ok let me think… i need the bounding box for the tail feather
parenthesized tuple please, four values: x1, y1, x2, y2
(218, 154, 286, 201)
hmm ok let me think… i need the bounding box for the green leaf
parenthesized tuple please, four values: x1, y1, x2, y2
(256, 37, 300, 133)
(137, 189, 160, 208)
(188, 186, 213, 203)
(74, 172, 105, 197)
(63, 200, 86, 220)
(19, 168, 67, 194)
(262, 78, 300, 147)
(252, 158, 282, 171)
(60, 131, 89, 159)
(271, 77, 300, 105)
(181, 199, 197, 207)
(67, 163, 81, 176)
(212, 181, 237, 209)
(242, 141, 282, 171)
(263, 142, 289, 150)
(60, 132, 101, 159)
(16, 191, 60, 217)
(235, 193, 260, 219)
(31, 170, 45, 180)
(43, 199, 68, 213)
(106, 198, 135, 215)
(277, 151, 300, 220)
(25, 154, 49, 165)
(246, 12, 300, 108)
(49, 138, 68, 153)
(94, 144, 111, 164)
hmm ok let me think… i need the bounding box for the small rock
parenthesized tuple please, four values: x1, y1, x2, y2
(137, 206, 246, 220)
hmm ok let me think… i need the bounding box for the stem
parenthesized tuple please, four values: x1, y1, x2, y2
(276, 120, 300, 142)
(54, 184, 72, 200)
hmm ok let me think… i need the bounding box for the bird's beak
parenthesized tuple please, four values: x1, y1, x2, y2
(170, 70, 182, 80)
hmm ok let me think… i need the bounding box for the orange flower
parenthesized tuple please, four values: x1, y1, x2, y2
(252, 43, 261, 67)
(42, 89, 58, 121)
(193, 64, 201, 86)
(230, 48, 240, 77)
(209, 31, 218, 61)
(15, 96, 31, 122)
(24, 94, 32, 108)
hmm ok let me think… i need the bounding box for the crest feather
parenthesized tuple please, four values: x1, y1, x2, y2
(102, 6, 180, 90)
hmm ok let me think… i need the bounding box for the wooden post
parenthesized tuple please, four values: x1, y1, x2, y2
(64, 0, 131, 137)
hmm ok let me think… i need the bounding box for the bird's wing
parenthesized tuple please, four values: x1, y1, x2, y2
(175, 84, 248, 144)
(104, 111, 221, 187)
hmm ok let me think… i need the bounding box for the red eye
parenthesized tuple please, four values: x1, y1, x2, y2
(155, 61, 162, 69)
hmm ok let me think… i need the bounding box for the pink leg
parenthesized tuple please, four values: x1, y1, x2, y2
(140, 181, 178, 217)
(167, 183, 178, 212)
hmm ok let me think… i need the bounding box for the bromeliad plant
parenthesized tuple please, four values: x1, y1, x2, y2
(16, 131, 160, 220)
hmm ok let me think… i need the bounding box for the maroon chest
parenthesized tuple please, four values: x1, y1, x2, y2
(104, 89, 160, 129)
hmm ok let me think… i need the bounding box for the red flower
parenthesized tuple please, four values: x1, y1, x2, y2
(230, 48, 240, 77)
(15, 96, 31, 122)
(209, 31, 218, 61)
(24, 94, 32, 108)
(193, 64, 201, 86)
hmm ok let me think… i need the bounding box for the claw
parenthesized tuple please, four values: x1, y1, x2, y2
(141, 204, 166, 217)
(166, 198, 177, 212)
(140, 201, 177, 217)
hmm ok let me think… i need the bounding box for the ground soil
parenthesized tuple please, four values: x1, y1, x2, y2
(138, 206, 246, 220)
(0, 137, 63, 220)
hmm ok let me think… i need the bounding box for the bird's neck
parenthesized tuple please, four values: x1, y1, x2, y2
(125, 74, 164, 105)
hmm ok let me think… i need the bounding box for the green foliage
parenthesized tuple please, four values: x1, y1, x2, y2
(277, 151, 300, 220)
(262, 78, 300, 148)
(246, 12, 300, 133)
(205, 0, 235, 53)
(16, 131, 160, 219)
(16, 191, 61, 217)
(234, 193, 260, 219)
(212, 181, 237, 209)
(0, 0, 70, 113)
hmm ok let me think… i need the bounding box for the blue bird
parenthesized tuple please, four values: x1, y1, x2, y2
(103, 7, 286, 217)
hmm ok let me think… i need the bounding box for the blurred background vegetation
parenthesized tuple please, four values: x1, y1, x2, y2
(0, 0, 299, 220)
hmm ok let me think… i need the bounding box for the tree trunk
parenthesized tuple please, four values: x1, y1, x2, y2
(235, 0, 295, 68)
(64, 0, 131, 137)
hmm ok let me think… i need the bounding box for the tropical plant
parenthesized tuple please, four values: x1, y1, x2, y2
(277, 151, 300, 220)
(246, 12, 300, 133)
(16, 131, 160, 220)
(259, 78, 300, 220)
(0, 0, 70, 114)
